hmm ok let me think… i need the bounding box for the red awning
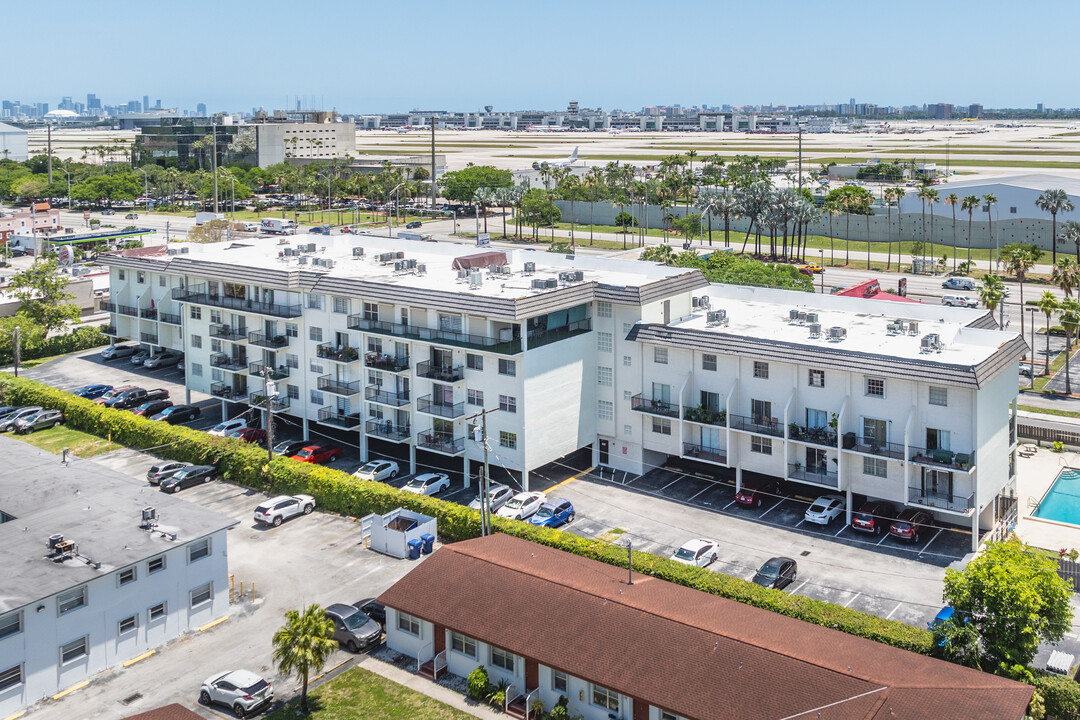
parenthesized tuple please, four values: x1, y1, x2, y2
(451, 251, 507, 271)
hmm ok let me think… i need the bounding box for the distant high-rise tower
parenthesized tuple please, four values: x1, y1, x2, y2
(142, 95, 149, 112)
(196, 102, 207, 116)
(1037, 103, 1045, 113)
(87, 93, 100, 110)
(296, 99, 301, 111)
(968, 104, 983, 119)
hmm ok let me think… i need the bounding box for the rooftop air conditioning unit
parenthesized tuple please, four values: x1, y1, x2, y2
(142, 506, 157, 523)
(544, 278, 557, 289)
(416, 263, 426, 275)
(308, 243, 318, 252)
(532, 278, 546, 289)
(324, 259, 334, 269)
(457, 269, 470, 279)
(920, 333, 943, 352)
(298, 256, 309, 265)
(797, 311, 807, 324)
(167, 249, 178, 256)
(828, 326, 847, 341)
(406, 259, 417, 269)
(352, 247, 364, 257)
(470, 270, 483, 288)
(692, 297, 701, 308)
(886, 320, 904, 335)
(47, 533, 64, 551)
(706, 309, 728, 326)
(700, 295, 710, 309)
(284, 248, 293, 256)
(395, 251, 405, 259)
(808, 322, 822, 337)
(572, 270, 584, 282)
(394, 261, 404, 272)
(908, 321, 919, 335)
(789, 309, 801, 322)
(524, 261, 536, 274)
(501, 264, 511, 275)
(805, 312, 818, 324)
(179, 247, 189, 254)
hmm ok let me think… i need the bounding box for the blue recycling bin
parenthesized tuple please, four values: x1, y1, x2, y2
(407, 539, 423, 560)
(420, 533, 435, 555)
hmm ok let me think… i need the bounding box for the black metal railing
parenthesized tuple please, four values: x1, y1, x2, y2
(139, 332, 158, 344)
(683, 407, 726, 427)
(908, 486, 975, 513)
(210, 382, 246, 400)
(728, 413, 784, 438)
(317, 343, 360, 363)
(416, 395, 465, 418)
(172, 285, 302, 318)
(527, 318, 592, 350)
(788, 463, 839, 488)
(248, 361, 289, 380)
(847, 435, 906, 460)
(100, 301, 116, 312)
(366, 419, 411, 442)
(630, 393, 679, 418)
(210, 353, 248, 372)
(364, 352, 410, 373)
(790, 426, 838, 447)
(118, 304, 138, 316)
(248, 331, 289, 349)
(416, 431, 465, 454)
(416, 361, 465, 383)
(139, 307, 157, 320)
(317, 374, 361, 396)
(347, 316, 522, 355)
(682, 442, 727, 465)
(209, 324, 247, 341)
(102, 325, 119, 336)
(158, 311, 182, 325)
(318, 406, 362, 429)
(909, 447, 975, 471)
(249, 392, 289, 411)
(365, 386, 410, 406)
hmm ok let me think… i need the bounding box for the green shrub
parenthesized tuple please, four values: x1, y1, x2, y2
(466, 666, 490, 700)
(1033, 675, 1080, 719)
(1, 324, 110, 366)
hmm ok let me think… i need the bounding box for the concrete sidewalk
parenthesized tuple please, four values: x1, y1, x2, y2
(356, 656, 505, 719)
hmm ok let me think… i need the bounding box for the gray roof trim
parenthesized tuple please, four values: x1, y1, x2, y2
(97, 255, 171, 271)
(965, 312, 999, 330)
(972, 335, 1029, 387)
(167, 258, 299, 287)
(596, 270, 708, 305)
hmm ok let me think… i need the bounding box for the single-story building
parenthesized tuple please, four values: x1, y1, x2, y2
(378, 534, 1033, 720)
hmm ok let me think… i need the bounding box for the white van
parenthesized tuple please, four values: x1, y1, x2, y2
(941, 295, 978, 308)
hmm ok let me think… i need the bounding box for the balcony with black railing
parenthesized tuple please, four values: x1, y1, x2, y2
(365, 352, 410, 373)
(139, 307, 157, 320)
(210, 353, 249, 372)
(788, 463, 839, 489)
(248, 331, 289, 349)
(416, 395, 465, 418)
(365, 385, 410, 407)
(249, 392, 289, 411)
(630, 393, 679, 418)
(210, 382, 246, 400)
(790, 425, 838, 448)
(908, 484, 975, 514)
(682, 442, 727, 465)
(366, 419, 411, 442)
(209, 324, 248, 341)
(317, 343, 360, 363)
(347, 316, 522, 355)
(728, 413, 784, 438)
(527, 318, 592, 350)
(248, 361, 289, 380)
(158, 311, 182, 325)
(317, 374, 361, 396)
(683, 406, 726, 427)
(140, 332, 158, 345)
(118, 304, 138, 317)
(909, 447, 975, 472)
(416, 431, 465, 455)
(416, 361, 464, 383)
(102, 325, 119, 336)
(100, 301, 116, 313)
(846, 435, 905, 460)
(318, 406, 362, 429)
(172, 284, 302, 318)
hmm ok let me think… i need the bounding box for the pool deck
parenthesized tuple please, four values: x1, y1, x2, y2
(1015, 447, 1080, 552)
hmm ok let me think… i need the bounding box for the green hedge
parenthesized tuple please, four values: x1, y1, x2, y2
(1034, 675, 1080, 720)
(3, 325, 111, 366)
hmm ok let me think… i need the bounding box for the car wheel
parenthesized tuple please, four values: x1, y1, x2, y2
(567, 513, 575, 524)
(328, 455, 336, 462)
(233, 703, 246, 718)
(53, 421, 60, 428)
(913, 532, 920, 544)
(199, 690, 211, 705)
(204, 475, 212, 483)
(756, 498, 762, 508)
(347, 640, 359, 653)
(273, 516, 283, 527)
(711, 553, 718, 563)
(390, 470, 398, 478)
(303, 504, 313, 514)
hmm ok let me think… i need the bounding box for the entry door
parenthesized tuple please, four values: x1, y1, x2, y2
(926, 428, 951, 452)
(923, 468, 954, 498)
(652, 382, 671, 404)
(806, 447, 827, 474)
(702, 427, 721, 452)
(598, 439, 609, 465)
(751, 399, 771, 425)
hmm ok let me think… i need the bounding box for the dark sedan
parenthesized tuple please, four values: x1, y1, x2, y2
(133, 400, 173, 417)
(147, 460, 191, 485)
(160, 465, 216, 492)
(356, 598, 386, 627)
(151, 405, 201, 424)
(851, 500, 897, 536)
(889, 509, 933, 543)
(272, 439, 309, 457)
(752, 557, 798, 590)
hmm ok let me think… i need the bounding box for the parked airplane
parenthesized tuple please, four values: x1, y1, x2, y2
(532, 147, 579, 170)
(525, 124, 570, 133)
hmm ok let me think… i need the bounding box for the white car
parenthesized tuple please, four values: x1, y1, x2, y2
(671, 538, 720, 567)
(200, 669, 273, 717)
(941, 294, 978, 308)
(208, 418, 249, 437)
(254, 494, 315, 526)
(469, 483, 515, 512)
(402, 472, 451, 495)
(496, 491, 546, 520)
(354, 459, 399, 481)
(804, 494, 846, 525)
(100, 344, 137, 361)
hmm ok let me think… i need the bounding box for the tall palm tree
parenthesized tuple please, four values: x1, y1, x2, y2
(983, 193, 998, 271)
(1036, 188, 1074, 266)
(559, 175, 581, 248)
(841, 194, 855, 265)
(945, 193, 960, 271)
(916, 185, 932, 252)
(713, 189, 739, 248)
(1062, 298, 1080, 396)
(925, 188, 940, 267)
(272, 604, 337, 714)
(686, 149, 698, 174)
(1053, 257, 1080, 298)
(1036, 291, 1060, 376)
(1002, 243, 1042, 342)
(961, 194, 980, 267)
(1061, 220, 1080, 262)
(883, 188, 896, 270)
(979, 274, 1006, 328)
(893, 187, 906, 248)
(582, 166, 604, 245)
(823, 199, 840, 265)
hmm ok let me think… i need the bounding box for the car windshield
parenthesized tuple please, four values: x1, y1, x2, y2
(297, 449, 313, 458)
(342, 610, 371, 630)
(809, 501, 828, 512)
(505, 497, 524, 509)
(360, 462, 379, 472)
(407, 478, 426, 488)
(535, 506, 554, 518)
(674, 547, 696, 560)
(211, 423, 231, 432)
(758, 564, 780, 578)
(255, 505, 270, 514)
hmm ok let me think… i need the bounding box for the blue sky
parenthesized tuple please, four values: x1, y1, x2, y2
(7, 0, 1072, 113)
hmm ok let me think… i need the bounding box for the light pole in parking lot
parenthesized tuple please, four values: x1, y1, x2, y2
(315, 173, 331, 225)
(135, 168, 149, 214)
(387, 182, 405, 237)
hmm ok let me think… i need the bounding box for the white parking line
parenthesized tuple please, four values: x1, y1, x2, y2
(885, 602, 903, 620)
(918, 528, 944, 556)
(687, 484, 714, 502)
(834, 523, 848, 537)
(660, 474, 687, 491)
(876, 532, 891, 545)
(722, 499, 738, 510)
(790, 579, 809, 594)
(844, 592, 862, 608)
(794, 518, 806, 528)
(759, 499, 784, 519)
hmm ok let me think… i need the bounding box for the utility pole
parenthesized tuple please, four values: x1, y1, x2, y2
(430, 117, 437, 210)
(626, 539, 633, 585)
(263, 367, 276, 464)
(467, 408, 498, 536)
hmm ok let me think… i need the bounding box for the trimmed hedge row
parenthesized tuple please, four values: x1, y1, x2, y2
(3, 325, 111, 366)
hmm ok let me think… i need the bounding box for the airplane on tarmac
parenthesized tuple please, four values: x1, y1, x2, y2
(525, 124, 570, 132)
(532, 147, 579, 170)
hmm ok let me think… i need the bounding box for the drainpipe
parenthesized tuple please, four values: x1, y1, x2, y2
(727, 378, 739, 492)
(677, 373, 691, 459)
(904, 406, 915, 510)
(837, 396, 850, 524)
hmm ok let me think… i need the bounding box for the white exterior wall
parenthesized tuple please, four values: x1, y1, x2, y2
(975, 361, 1019, 511)
(0, 125, 28, 162)
(383, 608, 432, 662)
(522, 333, 594, 472)
(0, 529, 228, 717)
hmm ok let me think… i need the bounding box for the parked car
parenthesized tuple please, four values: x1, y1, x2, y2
(130, 349, 152, 365)
(143, 351, 183, 369)
(100, 344, 137, 361)
(292, 444, 343, 464)
(734, 479, 783, 508)
(941, 294, 978, 308)
(942, 277, 976, 291)
(1019, 363, 1032, 378)
(670, 538, 720, 567)
(496, 491, 546, 520)
(752, 557, 798, 590)
(146, 460, 191, 485)
(151, 404, 201, 424)
(160, 465, 216, 492)
(0, 406, 18, 420)
(229, 427, 268, 447)
(803, 495, 846, 525)
(405, 221, 422, 229)
(14, 409, 64, 434)
(208, 418, 249, 437)
(356, 598, 386, 627)
(325, 603, 382, 653)
(74, 384, 112, 399)
(354, 459, 399, 481)
(101, 208, 115, 215)
(468, 483, 515, 512)
(402, 472, 451, 495)
(200, 670, 273, 718)
(95, 386, 136, 405)
(132, 399, 173, 417)
(528, 498, 575, 527)
(272, 438, 310, 457)
(105, 388, 168, 410)
(254, 494, 315, 526)
(889, 508, 933, 543)
(851, 500, 897, 535)
(0, 406, 43, 432)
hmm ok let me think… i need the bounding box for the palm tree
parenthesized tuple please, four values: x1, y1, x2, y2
(893, 187, 906, 247)
(1062, 220, 1080, 262)
(883, 188, 896, 269)
(582, 167, 604, 245)
(823, 199, 841, 265)
(1062, 298, 1080, 395)
(1036, 188, 1074, 266)
(925, 188, 940, 266)
(1053, 257, 1080, 298)
(979, 274, 1006, 328)
(961, 194, 979, 267)
(272, 604, 337, 714)
(712, 189, 739, 248)
(917, 185, 932, 252)
(945, 193, 959, 271)
(1002, 243, 1042, 342)
(1037, 291, 1060, 376)
(983, 193, 998, 271)
(841, 194, 855, 265)
(686, 149, 698, 174)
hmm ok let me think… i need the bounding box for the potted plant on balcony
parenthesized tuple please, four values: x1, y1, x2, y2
(789, 422, 800, 437)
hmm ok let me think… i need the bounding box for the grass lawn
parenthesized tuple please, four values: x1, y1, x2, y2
(455, 231, 631, 251)
(147, 209, 430, 227)
(9, 424, 115, 458)
(1018, 405, 1080, 419)
(264, 667, 476, 720)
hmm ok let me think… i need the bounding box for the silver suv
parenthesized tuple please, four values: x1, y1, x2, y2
(325, 603, 383, 653)
(200, 669, 273, 717)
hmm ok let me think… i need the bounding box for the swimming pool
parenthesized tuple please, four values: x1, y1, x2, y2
(1033, 468, 1080, 526)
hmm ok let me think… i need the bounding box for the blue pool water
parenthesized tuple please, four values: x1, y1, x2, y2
(1034, 468, 1080, 525)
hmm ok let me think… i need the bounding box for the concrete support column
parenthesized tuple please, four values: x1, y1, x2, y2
(845, 484, 853, 526)
(185, 387, 191, 405)
(409, 443, 416, 475)
(302, 416, 309, 439)
(521, 469, 529, 493)
(735, 465, 743, 494)
(971, 511, 980, 553)
(358, 428, 366, 462)
(463, 456, 471, 489)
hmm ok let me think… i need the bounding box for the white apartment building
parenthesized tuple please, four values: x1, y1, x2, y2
(99, 237, 1022, 549)
(0, 439, 235, 717)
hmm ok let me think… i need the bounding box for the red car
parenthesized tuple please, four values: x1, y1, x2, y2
(888, 509, 933, 543)
(292, 444, 343, 464)
(734, 480, 783, 508)
(229, 427, 268, 447)
(851, 500, 897, 536)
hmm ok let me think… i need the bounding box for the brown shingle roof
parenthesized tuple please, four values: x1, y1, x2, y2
(378, 535, 1032, 720)
(122, 703, 203, 720)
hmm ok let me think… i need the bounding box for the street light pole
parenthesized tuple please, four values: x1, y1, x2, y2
(387, 182, 405, 237)
(63, 170, 71, 211)
(1029, 307, 1037, 390)
(819, 250, 825, 293)
(316, 173, 331, 225)
(136, 168, 149, 213)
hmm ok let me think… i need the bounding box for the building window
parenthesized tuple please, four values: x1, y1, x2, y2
(623, 322, 633, 335)
(702, 353, 717, 371)
(450, 632, 476, 658)
(468, 389, 484, 406)
(311, 390, 324, 405)
(305, 293, 323, 310)
(499, 395, 517, 413)
(498, 359, 516, 376)
(309, 326, 323, 342)
(624, 424, 633, 436)
(397, 612, 420, 636)
(499, 431, 517, 449)
(597, 366, 613, 386)
(491, 647, 515, 673)
(438, 313, 463, 334)
(286, 353, 299, 369)
(652, 417, 671, 435)
(210, 338, 223, 354)
(363, 302, 378, 321)
(190, 334, 202, 349)
(654, 347, 668, 364)
(597, 301, 612, 318)
(660, 711, 680, 720)
(333, 296, 349, 314)
(210, 310, 222, 324)
(865, 377, 885, 398)
(863, 456, 888, 478)
(592, 685, 620, 712)
(118, 614, 138, 634)
(597, 332, 612, 352)
(467, 353, 483, 371)
(159, 275, 166, 287)
(598, 400, 613, 420)
(148, 555, 166, 574)
(552, 669, 568, 693)
(0, 611, 22, 641)
(623, 390, 632, 401)
(137, 271, 145, 284)
(809, 369, 825, 388)
(623, 355, 632, 367)
(1010, 206, 1017, 214)
(60, 636, 88, 664)
(118, 567, 137, 587)
(753, 361, 769, 379)
(287, 384, 299, 400)
(285, 322, 298, 338)
(190, 582, 213, 607)
(188, 538, 210, 563)
(57, 586, 87, 616)
(929, 386, 948, 407)
(310, 360, 324, 374)
(211, 368, 223, 383)
(751, 436, 773, 455)
(118, 269, 126, 281)
(148, 602, 167, 621)
(0, 664, 22, 692)
(190, 306, 201, 320)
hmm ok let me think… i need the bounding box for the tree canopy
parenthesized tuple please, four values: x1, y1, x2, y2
(640, 246, 814, 292)
(439, 166, 513, 203)
(8, 258, 82, 332)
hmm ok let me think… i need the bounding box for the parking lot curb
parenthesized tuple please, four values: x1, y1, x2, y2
(51, 680, 89, 701)
(122, 649, 155, 667)
(198, 616, 229, 632)
(3, 710, 26, 720)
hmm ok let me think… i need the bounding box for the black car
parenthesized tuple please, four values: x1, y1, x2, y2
(405, 221, 422, 229)
(356, 598, 386, 627)
(146, 460, 192, 485)
(133, 399, 173, 417)
(159, 465, 216, 492)
(272, 439, 309, 457)
(851, 500, 897, 535)
(752, 557, 798, 590)
(151, 404, 201, 424)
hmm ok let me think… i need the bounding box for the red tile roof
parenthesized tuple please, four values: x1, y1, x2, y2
(378, 534, 1031, 720)
(122, 703, 203, 720)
